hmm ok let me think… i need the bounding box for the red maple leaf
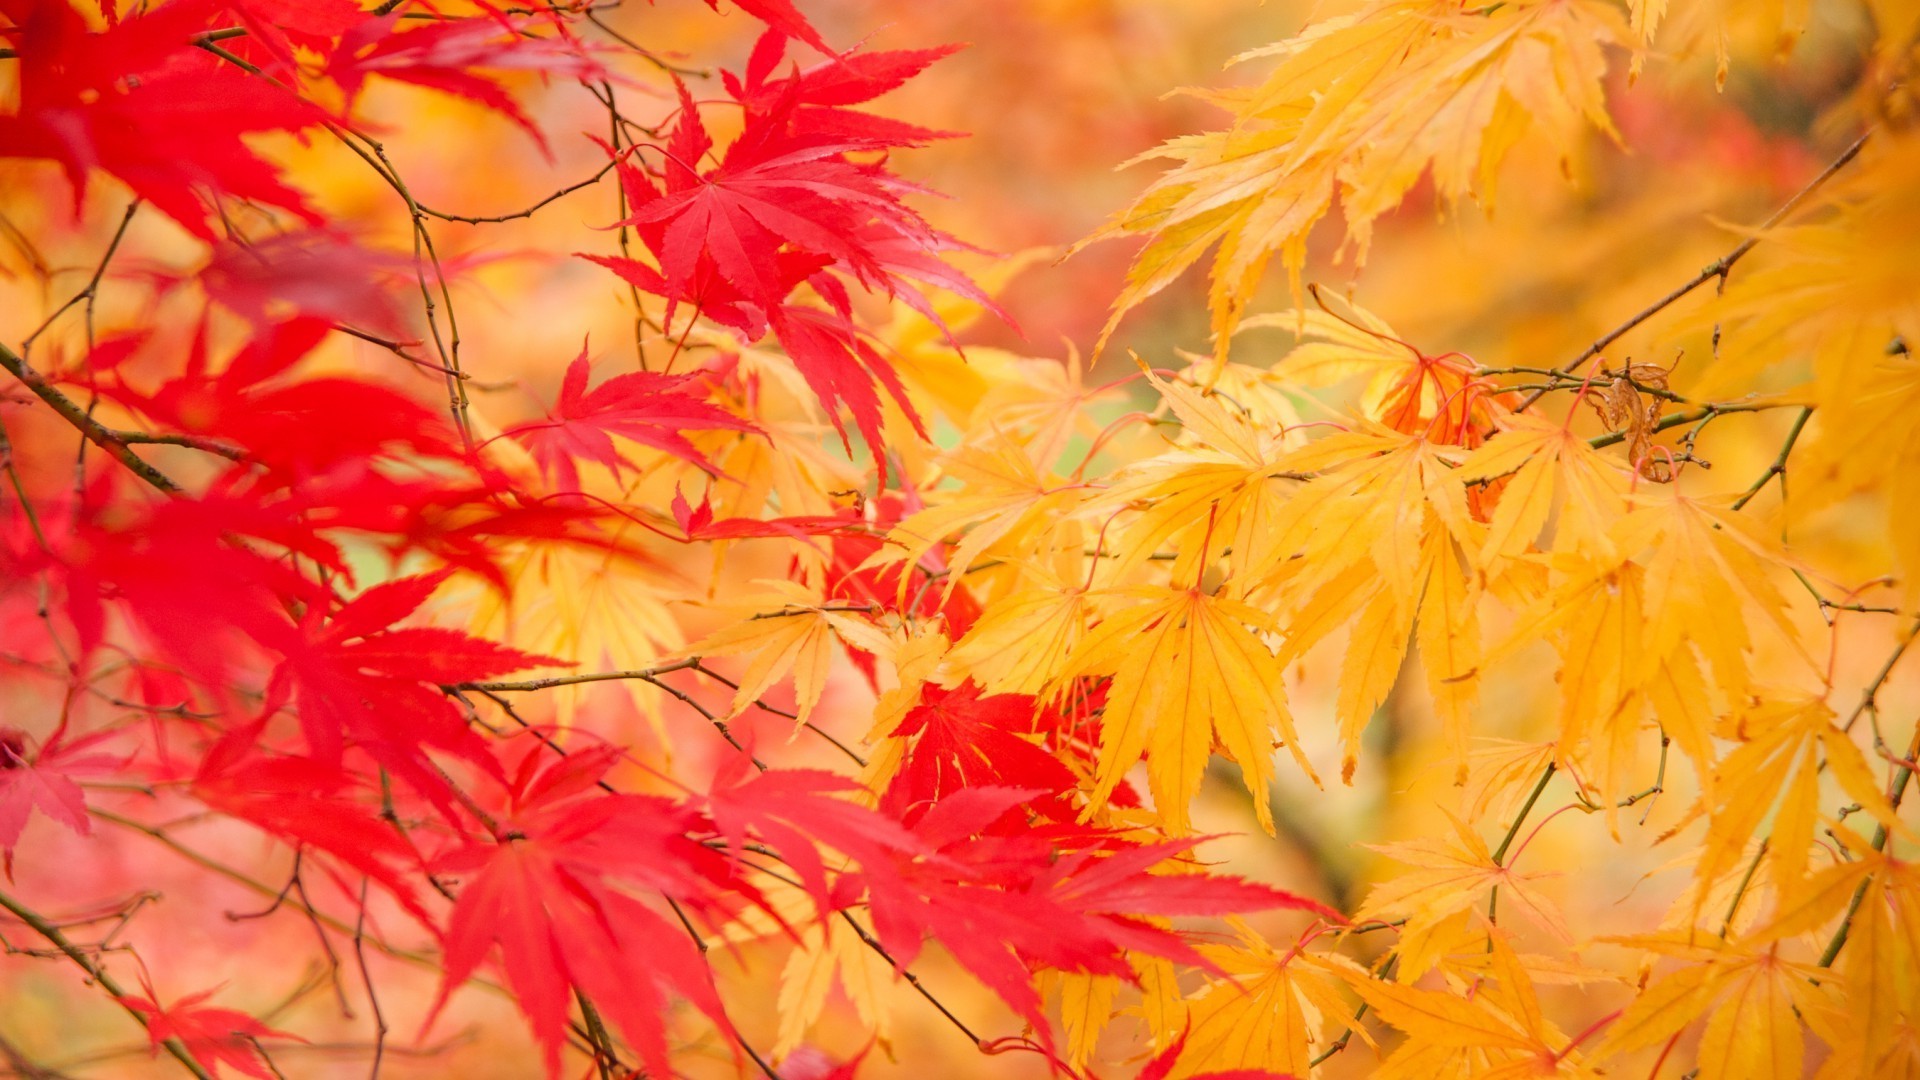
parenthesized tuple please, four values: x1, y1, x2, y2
(0, 0, 324, 238)
(502, 342, 759, 490)
(326, 11, 610, 153)
(857, 788, 1338, 1044)
(0, 725, 116, 857)
(100, 316, 459, 481)
(194, 230, 418, 340)
(704, 754, 918, 914)
(429, 745, 742, 1078)
(670, 487, 862, 543)
(214, 0, 363, 75)
(705, 0, 836, 56)
(616, 79, 929, 315)
(119, 978, 303, 1080)
(581, 36, 1006, 481)
(24, 477, 332, 682)
(261, 570, 563, 809)
(191, 747, 433, 924)
(725, 29, 963, 147)
(881, 682, 1078, 821)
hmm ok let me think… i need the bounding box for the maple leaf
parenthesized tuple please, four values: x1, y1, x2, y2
(25, 481, 338, 685)
(773, 300, 929, 481)
(1056, 580, 1319, 835)
(1165, 930, 1354, 1078)
(1682, 695, 1901, 896)
(775, 917, 894, 1058)
(119, 979, 302, 1080)
(213, 0, 363, 75)
(191, 747, 431, 923)
(1354, 811, 1572, 962)
(1088, 365, 1302, 583)
(262, 570, 564, 809)
(670, 487, 860, 544)
(503, 343, 758, 490)
(431, 746, 740, 1078)
(196, 230, 417, 339)
(820, 502, 983, 645)
(879, 681, 1079, 818)
(725, 29, 964, 146)
(584, 53, 986, 478)
(1456, 411, 1630, 564)
(614, 79, 933, 315)
(326, 13, 610, 152)
(1085, 0, 1625, 368)
(857, 788, 1335, 1043)
(885, 435, 1087, 603)
(945, 566, 1092, 698)
(1595, 929, 1841, 1079)
(704, 754, 918, 914)
(0, 725, 115, 857)
(1753, 824, 1920, 1077)
(686, 579, 892, 727)
(705, 0, 837, 56)
(1348, 930, 1589, 1079)
(1609, 488, 1813, 694)
(0, 0, 325, 238)
(104, 317, 460, 481)
(1243, 297, 1506, 446)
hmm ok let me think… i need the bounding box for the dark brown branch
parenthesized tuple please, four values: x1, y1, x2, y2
(1519, 130, 1873, 411)
(415, 162, 618, 224)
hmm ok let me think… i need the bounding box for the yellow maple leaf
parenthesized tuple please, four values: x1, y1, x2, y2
(1164, 931, 1349, 1077)
(944, 564, 1092, 699)
(1456, 410, 1631, 564)
(1355, 811, 1572, 954)
(687, 580, 892, 727)
(1083, 0, 1626, 373)
(1090, 364, 1304, 585)
(1051, 970, 1120, 1071)
(1347, 930, 1593, 1079)
(1490, 554, 1716, 831)
(1681, 695, 1901, 898)
(884, 434, 1088, 606)
(1596, 929, 1840, 1079)
(1053, 581, 1319, 834)
(774, 914, 894, 1059)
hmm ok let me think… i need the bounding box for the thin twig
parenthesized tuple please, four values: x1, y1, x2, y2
(0, 340, 182, 494)
(1519, 130, 1873, 411)
(0, 887, 215, 1080)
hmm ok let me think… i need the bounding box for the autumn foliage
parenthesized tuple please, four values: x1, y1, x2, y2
(1, 0, 1918, 1077)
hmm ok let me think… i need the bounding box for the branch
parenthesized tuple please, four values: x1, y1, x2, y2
(1841, 615, 1920, 733)
(0, 340, 183, 494)
(1585, 400, 1779, 451)
(1731, 406, 1813, 511)
(21, 198, 140, 355)
(448, 657, 702, 693)
(92, 810, 611, 1061)
(0, 887, 214, 1080)
(1818, 723, 1920, 967)
(1518, 130, 1873, 411)
(414, 161, 618, 224)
